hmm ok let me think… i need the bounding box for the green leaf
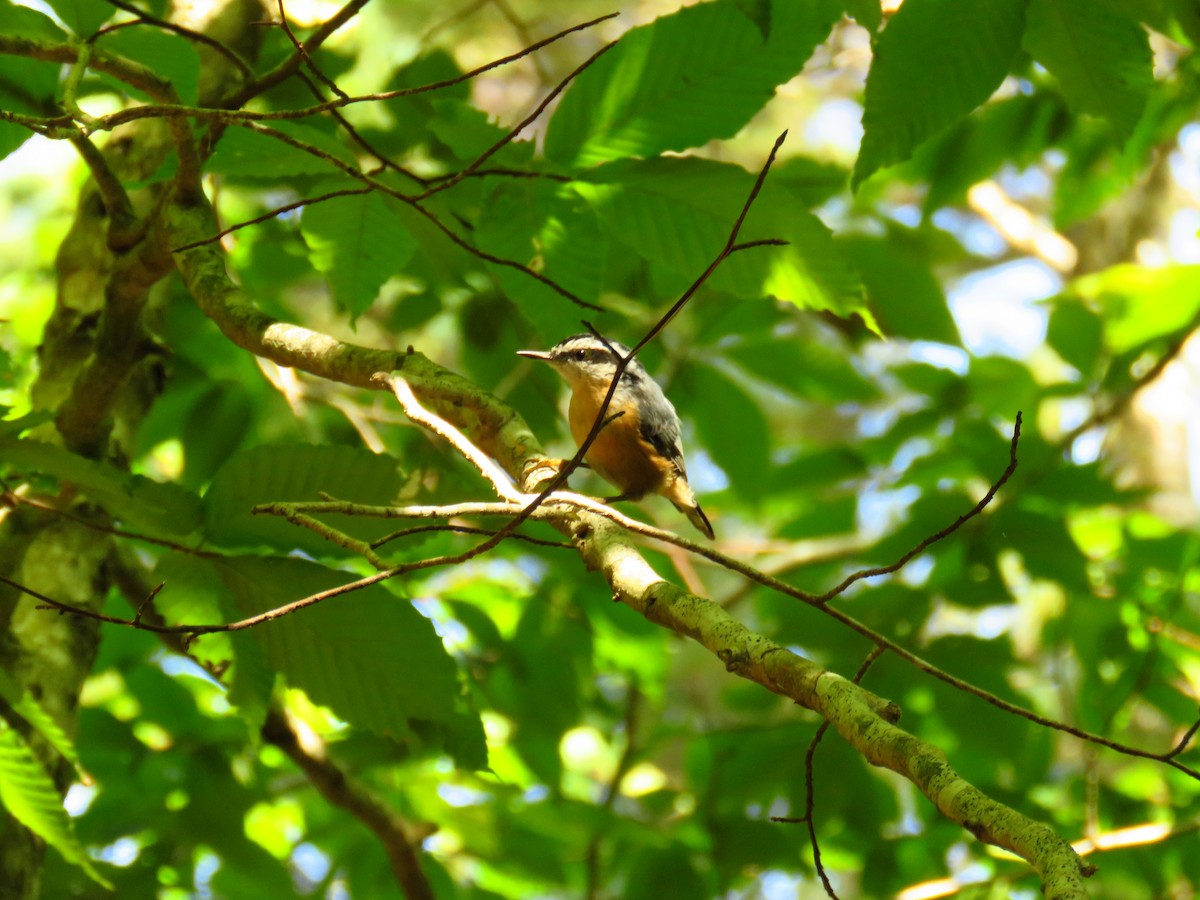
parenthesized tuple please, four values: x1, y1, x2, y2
(844, 0, 883, 31)
(1069, 264, 1200, 352)
(42, 0, 110, 35)
(1023, 0, 1152, 138)
(0, 669, 84, 777)
(203, 444, 404, 554)
(95, 27, 201, 105)
(0, 2, 64, 156)
(215, 556, 483, 762)
(853, 0, 1026, 188)
(918, 94, 1068, 212)
(206, 122, 356, 178)
(301, 190, 417, 319)
(732, 0, 771, 38)
(545, 0, 840, 166)
(474, 179, 611, 338)
(574, 157, 867, 320)
(0, 437, 203, 535)
(427, 98, 534, 166)
(679, 363, 771, 499)
(724, 335, 879, 403)
(840, 235, 960, 344)
(0, 725, 113, 889)
(0, 1, 67, 38)
(1046, 298, 1103, 375)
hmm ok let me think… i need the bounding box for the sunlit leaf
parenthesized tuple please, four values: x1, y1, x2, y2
(545, 0, 840, 166)
(854, 0, 1026, 187)
(0, 725, 112, 889)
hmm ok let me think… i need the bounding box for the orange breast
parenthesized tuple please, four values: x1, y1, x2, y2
(568, 390, 665, 498)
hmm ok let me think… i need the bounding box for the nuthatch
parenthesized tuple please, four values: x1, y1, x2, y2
(517, 334, 714, 539)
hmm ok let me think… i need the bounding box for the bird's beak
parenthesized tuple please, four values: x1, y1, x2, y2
(516, 349, 552, 361)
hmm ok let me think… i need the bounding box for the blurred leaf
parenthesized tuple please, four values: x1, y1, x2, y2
(203, 444, 403, 554)
(854, 0, 1026, 187)
(723, 335, 879, 403)
(1024, 0, 1152, 137)
(732, 0, 771, 38)
(42, 0, 110, 34)
(206, 122, 356, 177)
(919, 94, 1068, 213)
(545, 0, 840, 166)
(1069, 264, 1200, 352)
(0, 669, 84, 777)
(841, 235, 960, 345)
(301, 189, 417, 320)
(0, 725, 113, 889)
(680, 363, 771, 499)
(0, 437, 203, 535)
(0, 1, 66, 38)
(95, 27, 201, 105)
(1045, 298, 1104, 375)
(844, 0, 882, 31)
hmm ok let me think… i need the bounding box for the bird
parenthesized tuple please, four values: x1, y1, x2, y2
(517, 334, 714, 539)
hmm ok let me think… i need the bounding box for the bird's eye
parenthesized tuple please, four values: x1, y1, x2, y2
(574, 349, 587, 361)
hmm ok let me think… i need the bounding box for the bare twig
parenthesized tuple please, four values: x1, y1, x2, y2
(262, 712, 435, 900)
(416, 39, 618, 199)
(814, 412, 1023, 602)
(100, 0, 254, 79)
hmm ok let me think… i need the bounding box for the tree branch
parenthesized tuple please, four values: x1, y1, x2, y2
(261, 711, 435, 900)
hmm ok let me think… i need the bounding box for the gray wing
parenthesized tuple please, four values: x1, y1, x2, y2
(628, 376, 688, 477)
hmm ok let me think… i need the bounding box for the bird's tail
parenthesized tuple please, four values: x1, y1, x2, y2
(664, 477, 715, 539)
(676, 500, 714, 540)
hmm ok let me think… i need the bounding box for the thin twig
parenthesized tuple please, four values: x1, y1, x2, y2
(100, 0, 254, 79)
(416, 39, 618, 199)
(814, 412, 1023, 603)
(274, 0, 348, 99)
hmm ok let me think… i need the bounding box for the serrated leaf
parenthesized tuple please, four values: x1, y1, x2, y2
(0, 437, 203, 535)
(301, 190, 416, 320)
(227, 631, 274, 735)
(0, 669, 84, 777)
(206, 122, 356, 178)
(1024, 0, 1151, 138)
(474, 180, 610, 337)
(427, 98, 534, 166)
(203, 444, 403, 554)
(215, 555, 484, 764)
(96, 27, 201, 105)
(853, 0, 1026, 188)
(0, 725, 113, 889)
(42, 0, 110, 35)
(545, 0, 840, 166)
(574, 158, 867, 320)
